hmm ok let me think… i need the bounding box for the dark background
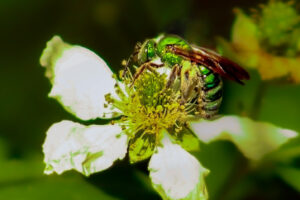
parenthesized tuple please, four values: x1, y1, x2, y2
(0, 0, 299, 199)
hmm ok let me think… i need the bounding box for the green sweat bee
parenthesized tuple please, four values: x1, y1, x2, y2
(124, 34, 250, 119)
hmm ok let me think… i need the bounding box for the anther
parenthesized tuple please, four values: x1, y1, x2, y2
(121, 60, 127, 66)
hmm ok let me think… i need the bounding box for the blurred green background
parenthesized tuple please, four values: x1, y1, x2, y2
(0, 0, 299, 199)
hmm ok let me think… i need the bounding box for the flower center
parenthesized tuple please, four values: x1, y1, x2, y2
(105, 70, 191, 141)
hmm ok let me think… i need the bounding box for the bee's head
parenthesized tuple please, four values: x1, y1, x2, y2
(131, 39, 157, 66)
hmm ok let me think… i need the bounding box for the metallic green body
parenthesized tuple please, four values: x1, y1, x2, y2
(157, 36, 190, 66)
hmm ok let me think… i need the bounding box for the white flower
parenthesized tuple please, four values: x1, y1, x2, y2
(40, 36, 298, 200)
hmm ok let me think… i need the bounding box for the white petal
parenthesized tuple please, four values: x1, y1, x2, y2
(43, 120, 128, 176)
(40, 36, 119, 120)
(189, 115, 298, 160)
(149, 133, 209, 200)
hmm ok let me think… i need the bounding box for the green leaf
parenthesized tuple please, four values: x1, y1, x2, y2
(189, 115, 298, 161)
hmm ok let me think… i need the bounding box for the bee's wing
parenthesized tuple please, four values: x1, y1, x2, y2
(196, 46, 250, 83)
(170, 45, 250, 84)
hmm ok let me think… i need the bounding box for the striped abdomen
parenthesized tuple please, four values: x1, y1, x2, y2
(197, 65, 223, 119)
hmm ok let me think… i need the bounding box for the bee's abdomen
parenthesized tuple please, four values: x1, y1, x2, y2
(198, 66, 223, 119)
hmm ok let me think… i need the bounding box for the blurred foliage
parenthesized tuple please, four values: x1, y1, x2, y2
(217, 0, 300, 82)
(257, 1, 300, 56)
(0, 0, 299, 199)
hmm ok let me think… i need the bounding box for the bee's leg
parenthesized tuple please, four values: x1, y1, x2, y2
(180, 62, 200, 102)
(121, 43, 142, 80)
(120, 59, 133, 80)
(166, 64, 181, 88)
(130, 63, 149, 87)
(130, 62, 164, 87)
